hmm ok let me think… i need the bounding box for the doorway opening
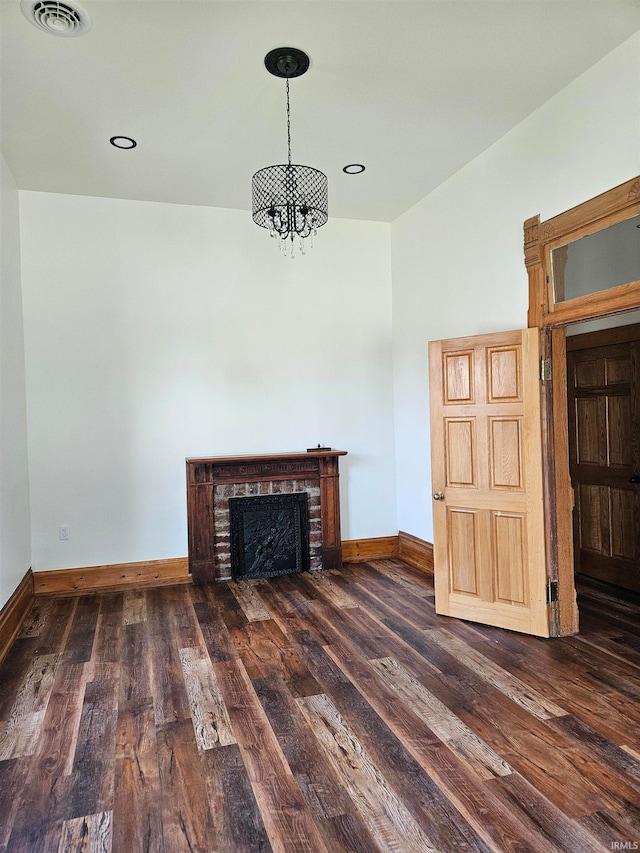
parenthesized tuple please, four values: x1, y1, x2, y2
(524, 176, 640, 635)
(566, 314, 640, 596)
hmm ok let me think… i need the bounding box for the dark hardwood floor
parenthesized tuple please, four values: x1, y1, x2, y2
(1, 560, 639, 852)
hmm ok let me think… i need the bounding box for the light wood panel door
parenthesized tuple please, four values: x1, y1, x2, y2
(567, 336, 640, 593)
(429, 329, 550, 637)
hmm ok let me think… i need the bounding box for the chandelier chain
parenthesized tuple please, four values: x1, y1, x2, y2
(286, 78, 292, 168)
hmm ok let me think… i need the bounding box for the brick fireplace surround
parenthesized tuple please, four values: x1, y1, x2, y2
(186, 451, 347, 583)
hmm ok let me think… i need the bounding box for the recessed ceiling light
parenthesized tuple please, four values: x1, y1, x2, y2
(110, 136, 137, 150)
(343, 164, 365, 175)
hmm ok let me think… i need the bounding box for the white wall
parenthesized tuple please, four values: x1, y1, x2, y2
(10, 32, 640, 581)
(19, 194, 396, 571)
(391, 32, 640, 543)
(0, 154, 31, 606)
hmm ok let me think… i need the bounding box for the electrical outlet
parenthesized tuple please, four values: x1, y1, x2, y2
(59, 526, 70, 541)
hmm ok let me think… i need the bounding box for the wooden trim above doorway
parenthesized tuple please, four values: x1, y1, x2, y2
(566, 321, 640, 351)
(525, 176, 640, 329)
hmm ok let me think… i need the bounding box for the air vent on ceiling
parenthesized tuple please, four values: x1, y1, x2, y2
(21, 0, 91, 37)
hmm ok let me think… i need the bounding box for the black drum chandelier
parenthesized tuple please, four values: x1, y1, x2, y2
(252, 48, 328, 258)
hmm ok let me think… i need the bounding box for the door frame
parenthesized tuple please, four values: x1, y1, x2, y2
(523, 175, 640, 635)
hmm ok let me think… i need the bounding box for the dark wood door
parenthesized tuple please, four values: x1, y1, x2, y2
(567, 328, 640, 592)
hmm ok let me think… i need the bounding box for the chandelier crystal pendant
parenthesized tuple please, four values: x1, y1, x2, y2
(252, 48, 328, 258)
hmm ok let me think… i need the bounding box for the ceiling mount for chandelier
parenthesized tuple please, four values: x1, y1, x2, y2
(252, 47, 328, 258)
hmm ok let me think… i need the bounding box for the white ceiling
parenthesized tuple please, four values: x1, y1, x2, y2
(2, 0, 639, 222)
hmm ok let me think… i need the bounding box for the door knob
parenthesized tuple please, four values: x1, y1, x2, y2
(630, 475, 640, 484)
(433, 492, 445, 500)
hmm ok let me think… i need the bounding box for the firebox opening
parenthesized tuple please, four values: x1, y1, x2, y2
(229, 492, 310, 580)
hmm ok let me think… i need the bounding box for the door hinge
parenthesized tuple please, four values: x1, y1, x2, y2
(540, 356, 552, 382)
(547, 580, 559, 604)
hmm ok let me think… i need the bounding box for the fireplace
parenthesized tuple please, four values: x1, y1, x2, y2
(186, 450, 347, 583)
(229, 492, 309, 580)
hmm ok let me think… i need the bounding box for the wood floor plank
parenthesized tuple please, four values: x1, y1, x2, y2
(322, 633, 561, 853)
(201, 581, 250, 633)
(370, 655, 513, 780)
(299, 585, 626, 820)
(441, 619, 640, 742)
(91, 594, 124, 665)
(303, 605, 565, 853)
(164, 584, 203, 649)
(147, 590, 191, 727)
(301, 571, 359, 609)
(112, 699, 163, 853)
(0, 638, 41, 721)
(550, 714, 640, 790)
(574, 632, 640, 673)
(424, 628, 568, 720)
(17, 599, 55, 639)
(253, 673, 382, 853)
(487, 773, 610, 853)
(327, 601, 463, 703)
(326, 569, 446, 651)
(298, 692, 440, 852)
(190, 585, 243, 664)
(622, 743, 640, 761)
(213, 656, 331, 853)
(56, 811, 112, 853)
(342, 561, 443, 630)
(64, 595, 100, 664)
(447, 616, 640, 710)
(179, 646, 236, 750)
(121, 589, 147, 626)
(156, 719, 217, 853)
(227, 579, 272, 622)
(227, 617, 322, 698)
(366, 559, 435, 600)
(255, 576, 331, 643)
(118, 622, 153, 705)
(289, 626, 493, 852)
(0, 757, 30, 852)
(7, 661, 87, 852)
(200, 742, 273, 853)
(0, 653, 58, 760)
(2, 564, 640, 851)
(33, 597, 78, 657)
(67, 667, 119, 821)
(578, 805, 640, 849)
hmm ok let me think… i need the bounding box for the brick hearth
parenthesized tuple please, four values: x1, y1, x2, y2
(214, 479, 322, 576)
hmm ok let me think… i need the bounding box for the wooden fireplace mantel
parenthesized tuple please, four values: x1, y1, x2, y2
(186, 450, 347, 583)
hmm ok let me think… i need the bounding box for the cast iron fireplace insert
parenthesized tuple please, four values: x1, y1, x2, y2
(229, 492, 310, 580)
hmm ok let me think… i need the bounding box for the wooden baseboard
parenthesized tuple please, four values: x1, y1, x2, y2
(0, 569, 34, 664)
(34, 557, 190, 596)
(398, 531, 434, 574)
(342, 536, 399, 563)
(30, 534, 431, 596)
